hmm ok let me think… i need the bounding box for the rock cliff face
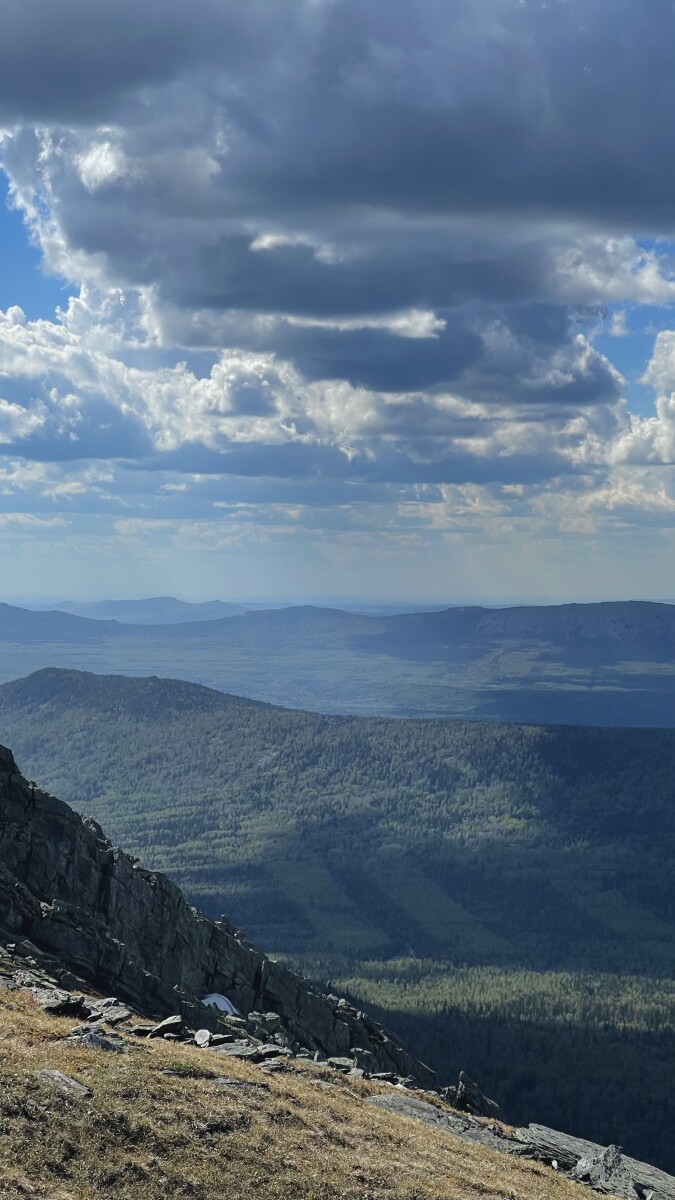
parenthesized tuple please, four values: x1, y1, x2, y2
(0, 744, 435, 1085)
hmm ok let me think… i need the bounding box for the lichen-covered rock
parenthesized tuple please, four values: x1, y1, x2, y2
(67, 1026, 128, 1053)
(37, 1069, 92, 1100)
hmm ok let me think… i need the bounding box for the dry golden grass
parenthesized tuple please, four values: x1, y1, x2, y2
(0, 990, 588, 1200)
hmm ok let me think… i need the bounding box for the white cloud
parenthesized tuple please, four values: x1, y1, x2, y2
(0, 397, 46, 442)
(608, 331, 675, 465)
(76, 138, 130, 191)
(0, 512, 68, 528)
(0, 288, 626, 475)
(285, 309, 447, 339)
(555, 239, 675, 306)
(249, 232, 341, 265)
(608, 310, 629, 338)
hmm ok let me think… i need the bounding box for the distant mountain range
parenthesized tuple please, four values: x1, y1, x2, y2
(2, 599, 675, 723)
(38, 596, 247, 624)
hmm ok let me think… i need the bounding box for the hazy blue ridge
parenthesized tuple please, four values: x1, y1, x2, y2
(2, 600, 675, 724)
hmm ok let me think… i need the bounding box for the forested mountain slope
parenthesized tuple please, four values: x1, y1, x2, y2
(3, 667, 675, 1169)
(3, 599, 675, 722)
(2, 667, 674, 972)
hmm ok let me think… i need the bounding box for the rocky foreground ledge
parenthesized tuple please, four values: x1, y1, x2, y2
(0, 940, 497, 1103)
(2, 948, 675, 1200)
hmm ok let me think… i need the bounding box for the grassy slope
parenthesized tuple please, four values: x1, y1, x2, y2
(0, 989, 579, 1200)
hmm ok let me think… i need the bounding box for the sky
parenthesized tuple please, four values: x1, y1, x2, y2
(3, 1, 675, 603)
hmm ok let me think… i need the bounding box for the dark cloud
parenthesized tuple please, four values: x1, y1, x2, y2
(4, 1, 674, 293)
(262, 322, 483, 392)
(256, 303, 619, 405)
(231, 0, 675, 230)
(3, 1, 656, 394)
(0, 0, 296, 122)
(44, 216, 551, 319)
(0, 0, 652, 519)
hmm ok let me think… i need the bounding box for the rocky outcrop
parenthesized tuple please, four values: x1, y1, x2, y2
(0, 744, 435, 1086)
(441, 1071, 501, 1119)
(514, 1125, 675, 1200)
(364, 1099, 675, 1198)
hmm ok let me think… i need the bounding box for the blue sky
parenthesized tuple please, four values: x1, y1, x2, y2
(0, 176, 68, 317)
(2, 0, 675, 604)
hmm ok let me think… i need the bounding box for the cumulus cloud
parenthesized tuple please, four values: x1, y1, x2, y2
(608, 332, 675, 466)
(0, 397, 46, 443)
(0, 293, 625, 486)
(1, 0, 675, 591)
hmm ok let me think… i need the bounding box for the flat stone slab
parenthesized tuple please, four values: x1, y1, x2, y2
(209, 1040, 289, 1064)
(515, 1124, 602, 1170)
(149, 1014, 183, 1038)
(212, 1077, 269, 1091)
(37, 1069, 92, 1100)
(328, 1056, 356, 1072)
(366, 1093, 513, 1154)
(89, 1004, 132, 1026)
(256, 1044, 293, 1060)
(367, 1093, 447, 1126)
(211, 1040, 260, 1060)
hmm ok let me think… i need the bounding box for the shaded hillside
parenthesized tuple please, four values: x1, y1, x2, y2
(3, 600, 675, 722)
(2, 668, 675, 973)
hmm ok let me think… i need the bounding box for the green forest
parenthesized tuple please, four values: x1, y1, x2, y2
(2, 667, 675, 1169)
